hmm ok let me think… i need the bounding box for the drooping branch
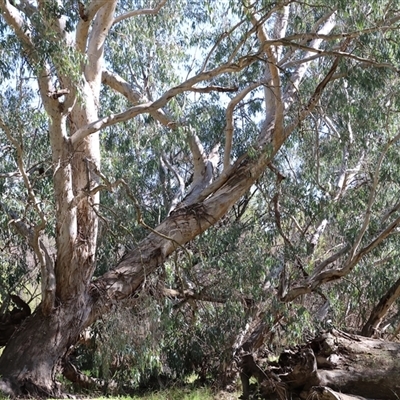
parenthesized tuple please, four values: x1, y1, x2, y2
(283, 50, 343, 144)
(282, 210, 400, 303)
(113, 0, 168, 25)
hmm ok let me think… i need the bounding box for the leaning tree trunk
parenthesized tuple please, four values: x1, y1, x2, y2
(0, 147, 271, 397)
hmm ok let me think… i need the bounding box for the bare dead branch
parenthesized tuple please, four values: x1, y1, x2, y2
(161, 287, 227, 304)
(190, 85, 239, 93)
(47, 88, 71, 99)
(309, 245, 350, 280)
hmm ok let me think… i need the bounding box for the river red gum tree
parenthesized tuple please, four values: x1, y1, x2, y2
(0, 0, 399, 396)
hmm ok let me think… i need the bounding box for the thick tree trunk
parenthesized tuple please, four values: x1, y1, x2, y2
(0, 300, 91, 397)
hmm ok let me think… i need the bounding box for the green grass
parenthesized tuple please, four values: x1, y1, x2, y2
(130, 387, 214, 399)
(69, 387, 240, 400)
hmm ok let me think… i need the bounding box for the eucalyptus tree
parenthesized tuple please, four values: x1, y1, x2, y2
(0, 0, 400, 396)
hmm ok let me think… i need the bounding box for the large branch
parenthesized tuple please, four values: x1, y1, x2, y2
(76, 1, 109, 53)
(86, 1, 117, 84)
(113, 0, 167, 25)
(88, 120, 277, 323)
(248, 4, 283, 136)
(0, 1, 33, 49)
(85, 23, 362, 323)
(101, 69, 174, 127)
(273, 4, 289, 61)
(70, 54, 260, 146)
(361, 275, 400, 337)
(282, 11, 337, 107)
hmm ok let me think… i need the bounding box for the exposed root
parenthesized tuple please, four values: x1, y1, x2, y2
(0, 377, 61, 399)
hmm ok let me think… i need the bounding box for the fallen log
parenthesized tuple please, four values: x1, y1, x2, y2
(275, 329, 400, 400)
(307, 386, 369, 400)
